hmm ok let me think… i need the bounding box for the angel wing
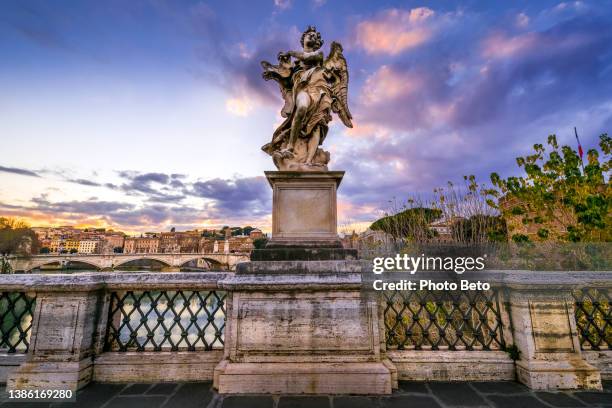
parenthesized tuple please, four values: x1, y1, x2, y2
(324, 41, 353, 128)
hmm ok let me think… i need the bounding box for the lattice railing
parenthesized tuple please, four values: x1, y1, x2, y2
(573, 288, 611, 350)
(0, 292, 36, 353)
(104, 290, 226, 352)
(383, 289, 506, 351)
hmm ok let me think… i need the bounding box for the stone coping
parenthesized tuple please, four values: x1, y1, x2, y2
(0, 270, 608, 292)
(0, 272, 231, 292)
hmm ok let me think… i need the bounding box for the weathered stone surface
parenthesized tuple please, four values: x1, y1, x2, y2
(388, 351, 515, 382)
(216, 362, 392, 394)
(93, 351, 223, 383)
(7, 290, 102, 392)
(509, 290, 602, 390)
(232, 293, 376, 359)
(237, 260, 368, 274)
(216, 266, 392, 394)
(267, 172, 343, 245)
(250, 247, 358, 261)
(582, 350, 612, 380)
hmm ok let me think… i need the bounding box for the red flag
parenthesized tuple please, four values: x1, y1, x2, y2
(574, 127, 583, 160)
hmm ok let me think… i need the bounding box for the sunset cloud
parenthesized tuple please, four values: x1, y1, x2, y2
(355, 7, 435, 55)
(481, 33, 538, 59)
(361, 65, 421, 105)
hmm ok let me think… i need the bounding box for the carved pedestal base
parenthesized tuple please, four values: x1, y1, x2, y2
(509, 289, 602, 390)
(6, 291, 102, 392)
(213, 262, 393, 395)
(516, 359, 601, 390)
(8, 359, 93, 391)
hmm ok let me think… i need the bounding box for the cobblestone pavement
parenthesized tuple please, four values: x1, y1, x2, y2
(0, 381, 610, 408)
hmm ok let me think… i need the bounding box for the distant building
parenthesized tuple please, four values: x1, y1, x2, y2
(198, 237, 215, 253)
(249, 229, 264, 239)
(340, 231, 359, 249)
(124, 237, 160, 254)
(78, 240, 99, 254)
(159, 232, 180, 253)
(64, 239, 80, 253)
(227, 236, 254, 253)
(357, 229, 395, 253)
(428, 216, 465, 242)
(99, 234, 125, 254)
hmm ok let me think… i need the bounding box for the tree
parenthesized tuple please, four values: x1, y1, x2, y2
(170, 227, 176, 232)
(40, 247, 50, 254)
(113, 247, 123, 253)
(70, 248, 78, 254)
(370, 207, 442, 242)
(0, 217, 40, 256)
(253, 237, 268, 249)
(488, 134, 610, 242)
(451, 215, 508, 243)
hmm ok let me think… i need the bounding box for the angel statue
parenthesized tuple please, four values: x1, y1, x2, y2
(261, 26, 352, 171)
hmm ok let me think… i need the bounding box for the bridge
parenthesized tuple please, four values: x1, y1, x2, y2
(7, 252, 250, 272)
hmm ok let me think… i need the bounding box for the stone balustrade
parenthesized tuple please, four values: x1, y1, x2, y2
(0, 270, 609, 392)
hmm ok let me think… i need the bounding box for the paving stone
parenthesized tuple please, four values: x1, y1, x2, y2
(398, 382, 429, 394)
(119, 383, 153, 395)
(488, 395, 552, 408)
(333, 396, 379, 408)
(470, 382, 529, 394)
(146, 383, 178, 395)
(381, 395, 442, 408)
(427, 382, 487, 406)
(534, 392, 587, 407)
(573, 391, 612, 405)
(277, 396, 330, 408)
(52, 383, 125, 408)
(163, 383, 213, 408)
(221, 396, 274, 408)
(105, 395, 166, 408)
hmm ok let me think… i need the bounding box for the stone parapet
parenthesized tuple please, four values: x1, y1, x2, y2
(0, 270, 609, 392)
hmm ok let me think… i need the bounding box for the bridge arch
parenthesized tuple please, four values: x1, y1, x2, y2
(26, 258, 102, 272)
(113, 256, 172, 269)
(177, 255, 225, 268)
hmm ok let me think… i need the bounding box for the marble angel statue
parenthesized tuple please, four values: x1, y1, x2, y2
(261, 26, 352, 171)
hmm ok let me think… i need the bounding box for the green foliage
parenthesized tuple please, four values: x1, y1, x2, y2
(489, 134, 611, 242)
(370, 207, 442, 241)
(512, 233, 530, 243)
(504, 344, 521, 361)
(510, 206, 525, 215)
(253, 237, 268, 249)
(40, 247, 50, 254)
(537, 228, 549, 239)
(0, 217, 40, 256)
(69, 248, 78, 254)
(451, 215, 508, 243)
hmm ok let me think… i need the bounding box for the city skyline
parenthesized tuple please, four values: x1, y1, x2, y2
(2, 0, 612, 234)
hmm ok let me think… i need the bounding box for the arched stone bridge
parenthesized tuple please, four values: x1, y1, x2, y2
(8, 253, 250, 272)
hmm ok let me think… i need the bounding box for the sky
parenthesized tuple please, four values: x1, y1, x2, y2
(1, 0, 611, 235)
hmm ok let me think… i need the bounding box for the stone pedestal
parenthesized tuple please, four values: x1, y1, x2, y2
(266, 171, 343, 247)
(7, 290, 103, 391)
(214, 263, 392, 394)
(214, 171, 393, 394)
(509, 289, 602, 390)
